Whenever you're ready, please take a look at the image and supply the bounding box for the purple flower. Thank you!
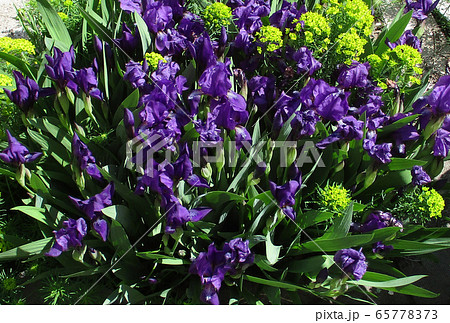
[178,12,205,41]
[116,24,140,57]
[0,130,42,167]
[363,131,393,164]
[233,0,270,33]
[434,128,450,157]
[405,0,440,20]
[269,179,300,220]
[165,202,212,234]
[372,241,393,254]
[334,248,367,281]
[211,91,249,130]
[143,0,174,33]
[155,28,187,56]
[69,183,115,241]
[187,32,216,72]
[411,165,432,186]
[386,30,422,52]
[46,218,87,257]
[225,238,254,269]
[427,75,450,116]
[124,108,135,139]
[338,61,371,89]
[119,0,143,13]
[290,109,320,139]
[72,133,103,181]
[199,60,232,98]
[75,67,102,100]
[248,75,276,113]
[235,125,252,150]
[269,0,306,30]
[317,116,364,149]
[292,47,321,76]
[124,60,149,89]
[352,211,403,233]
[45,47,77,92]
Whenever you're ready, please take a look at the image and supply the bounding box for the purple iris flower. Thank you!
[233,0,270,34]
[199,60,232,98]
[363,131,393,164]
[386,30,422,52]
[75,67,103,100]
[190,239,253,305]
[338,61,371,89]
[124,60,149,89]
[178,12,205,41]
[0,130,42,167]
[119,0,143,14]
[405,0,440,21]
[411,165,432,186]
[248,75,276,113]
[116,24,140,57]
[427,75,450,116]
[72,133,103,181]
[143,0,174,34]
[372,241,393,254]
[334,248,367,281]
[317,116,364,149]
[351,211,403,233]
[292,47,322,76]
[290,109,320,139]
[46,218,87,257]
[124,108,136,139]
[269,0,306,30]
[69,182,114,241]
[45,47,77,92]
[155,28,187,56]
[235,125,252,150]
[300,78,350,122]
[3,71,54,114]
[269,179,300,220]
[172,149,210,188]
[165,202,212,234]
[233,28,255,54]
[434,128,450,157]
[211,91,249,130]
[187,32,216,72]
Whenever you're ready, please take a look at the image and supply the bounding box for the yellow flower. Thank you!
[255,26,283,53]
[203,2,232,31]
[145,52,166,71]
[318,183,351,214]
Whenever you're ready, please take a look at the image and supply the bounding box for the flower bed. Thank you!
[0,0,449,305]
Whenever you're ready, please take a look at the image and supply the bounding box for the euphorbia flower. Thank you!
[46,218,87,257]
[69,182,115,241]
[72,133,103,181]
[334,248,367,281]
[0,130,42,167]
[4,71,54,114]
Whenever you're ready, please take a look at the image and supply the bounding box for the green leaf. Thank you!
[79,7,113,44]
[102,205,134,235]
[288,255,334,274]
[349,272,427,288]
[36,0,72,51]
[0,238,52,261]
[113,89,140,126]
[0,52,36,79]
[384,158,427,171]
[244,275,308,292]
[323,202,353,239]
[11,206,51,227]
[298,210,333,229]
[375,9,413,55]
[200,191,245,207]
[134,12,152,56]
[265,232,281,265]
[377,114,420,136]
[110,219,132,257]
[254,254,278,272]
[0,167,15,178]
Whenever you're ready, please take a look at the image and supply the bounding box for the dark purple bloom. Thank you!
[165,202,212,234]
[187,32,216,72]
[269,179,300,220]
[248,75,276,113]
[372,241,393,254]
[317,116,364,149]
[338,61,371,88]
[427,75,450,116]
[155,28,187,56]
[178,12,205,41]
[46,218,87,257]
[411,165,432,186]
[292,47,321,76]
[290,109,320,139]
[363,131,393,164]
[143,0,174,33]
[211,91,249,130]
[269,0,306,30]
[0,130,42,167]
[225,238,254,268]
[72,133,103,181]
[405,0,440,20]
[351,211,403,233]
[334,248,367,281]
[233,0,270,34]
[69,183,114,241]
[116,24,140,57]
[75,67,102,100]
[386,30,422,52]
[199,60,232,98]
[235,125,252,150]
[45,47,77,92]
[119,0,143,13]
[233,28,255,54]
[434,128,450,157]
[124,108,135,139]
[3,71,54,114]
[124,60,149,89]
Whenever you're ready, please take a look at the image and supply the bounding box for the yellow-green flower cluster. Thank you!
[318,183,351,214]
[335,28,367,64]
[203,2,232,32]
[324,0,373,36]
[145,52,167,71]
[64,0,73,7]
[418,187,445,219]
[299,12,331,43]
[255,26,284,54]
[58,12,69,21]
[387,45,423,75]
[0,74,13,94]
[0,37,35,55]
